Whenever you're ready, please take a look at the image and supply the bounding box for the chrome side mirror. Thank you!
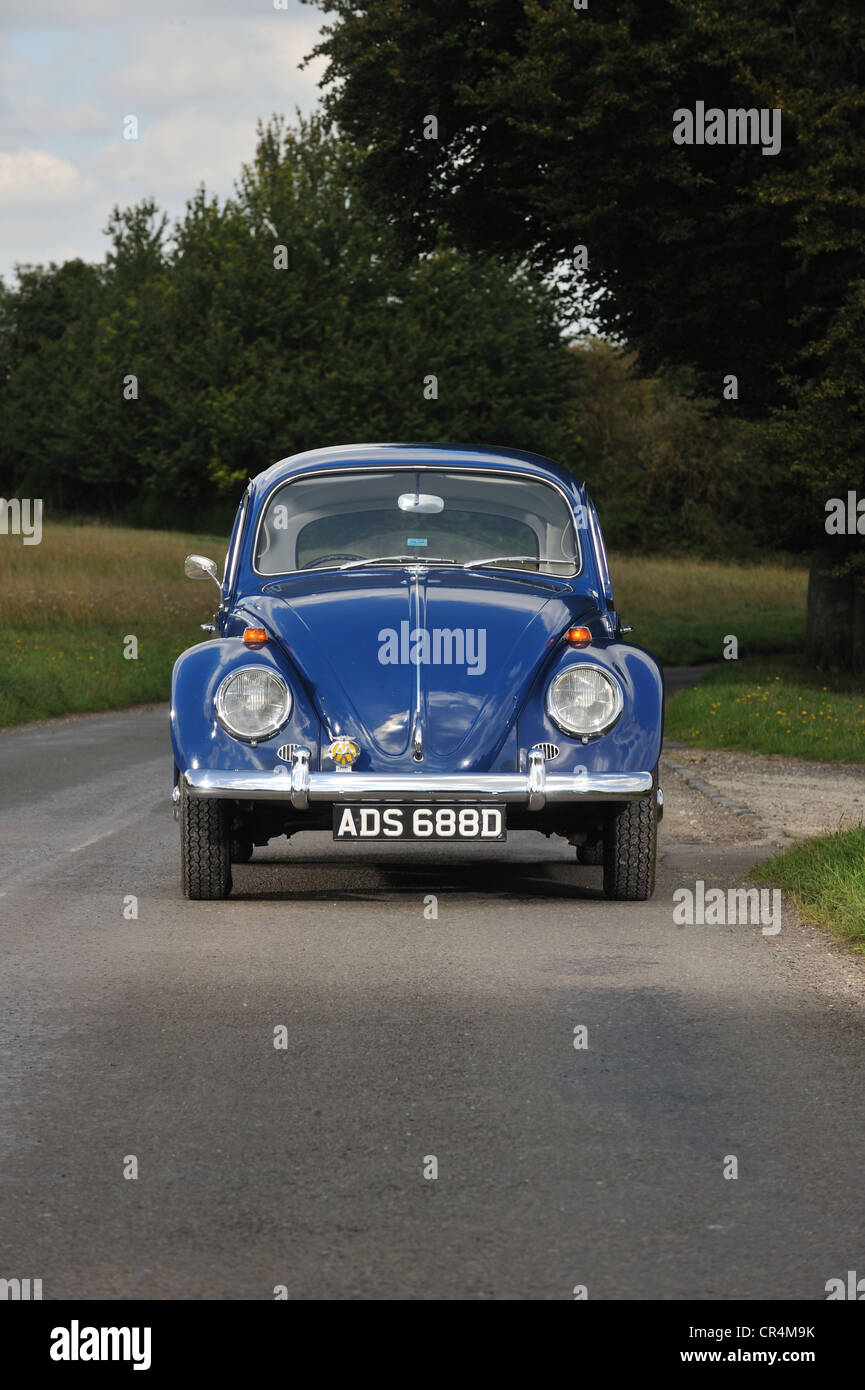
[184,554,221,593]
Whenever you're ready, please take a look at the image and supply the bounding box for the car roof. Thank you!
[250,443,585,499]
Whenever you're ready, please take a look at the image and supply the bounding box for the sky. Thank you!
[0,0,326,284]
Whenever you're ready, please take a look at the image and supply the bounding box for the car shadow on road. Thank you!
[229,853,607,903]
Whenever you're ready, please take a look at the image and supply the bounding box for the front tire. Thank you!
[603,787,657,901]
[181,782,232,900]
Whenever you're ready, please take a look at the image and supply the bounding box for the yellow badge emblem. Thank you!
[329,737,360,768]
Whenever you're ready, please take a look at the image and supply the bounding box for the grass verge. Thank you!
[611,553,806,666]
[0,521,225,728]
[750,828,865,951]
[665,656,865,761]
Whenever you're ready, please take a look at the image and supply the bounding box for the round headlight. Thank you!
[215,666,291,741]
[546,665,623,736]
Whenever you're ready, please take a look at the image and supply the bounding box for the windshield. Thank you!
[254,469,581,577]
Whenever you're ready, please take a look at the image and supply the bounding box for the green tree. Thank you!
[137,115,581,520]
[309,0,865,666]
[1,116,582,532]
[0,259,106,508]
[571,338,756,556]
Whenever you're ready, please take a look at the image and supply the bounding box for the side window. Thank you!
[587,495,614,606]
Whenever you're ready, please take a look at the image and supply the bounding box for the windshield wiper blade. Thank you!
[462,555,570,571]
[339,555,460,571]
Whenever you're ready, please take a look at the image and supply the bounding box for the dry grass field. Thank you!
[0,521,226,727]
[611,553,807,665]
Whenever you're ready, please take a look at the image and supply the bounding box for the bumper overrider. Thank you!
[181,748,654,812]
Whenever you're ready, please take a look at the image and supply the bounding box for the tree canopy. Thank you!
[309,0,865,411]
[0,117,581,529]
[309,0,865,664]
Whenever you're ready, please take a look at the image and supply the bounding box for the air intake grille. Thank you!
[276,744,299,763]
[530,742,560,761]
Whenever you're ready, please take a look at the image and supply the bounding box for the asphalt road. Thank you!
[1,704,864,1301]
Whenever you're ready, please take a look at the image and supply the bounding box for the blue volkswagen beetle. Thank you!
[171,444,663,901]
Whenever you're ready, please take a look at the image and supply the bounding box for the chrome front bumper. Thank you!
[182,748,654,812]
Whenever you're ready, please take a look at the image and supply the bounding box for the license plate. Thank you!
[333,804,506,841]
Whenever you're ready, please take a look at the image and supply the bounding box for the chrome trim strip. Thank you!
[224,484,251,607]
[409,565,425,761]
[182,767,653,805]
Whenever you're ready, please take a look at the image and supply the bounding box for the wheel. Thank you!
[602,778,658,901]
[576,840,604,865]
[180,781,232,900]
[231,839,254,863]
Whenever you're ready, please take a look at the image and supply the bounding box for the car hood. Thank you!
[254,568,597,768]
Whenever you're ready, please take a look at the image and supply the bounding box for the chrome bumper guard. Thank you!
[183,748,654,812]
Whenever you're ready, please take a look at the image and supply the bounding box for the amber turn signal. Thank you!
[242,627,268,646]
[565,626,592,647]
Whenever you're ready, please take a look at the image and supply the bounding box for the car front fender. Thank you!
[517,640,663,774]
[170,638,321,776]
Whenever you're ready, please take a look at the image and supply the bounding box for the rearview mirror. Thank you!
[397,492,444,514]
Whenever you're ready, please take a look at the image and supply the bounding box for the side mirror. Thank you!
[184,554,221,593]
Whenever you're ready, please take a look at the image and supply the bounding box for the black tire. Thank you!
[181,782,232,900]
[603,785,657,901]
[577,840,604,866]
[231,839,254,864]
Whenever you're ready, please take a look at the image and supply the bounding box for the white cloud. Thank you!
[0,148,89,208]
[104,19,320,105]
[0,1,282,26]
[0,2,327,281]
[92,108,266,205]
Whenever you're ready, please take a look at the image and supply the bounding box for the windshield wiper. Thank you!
[339,555,460,571]
[463,555,572,571]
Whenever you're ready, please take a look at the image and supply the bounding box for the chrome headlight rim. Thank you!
[545,663,624,737]
[215,665,292,743]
